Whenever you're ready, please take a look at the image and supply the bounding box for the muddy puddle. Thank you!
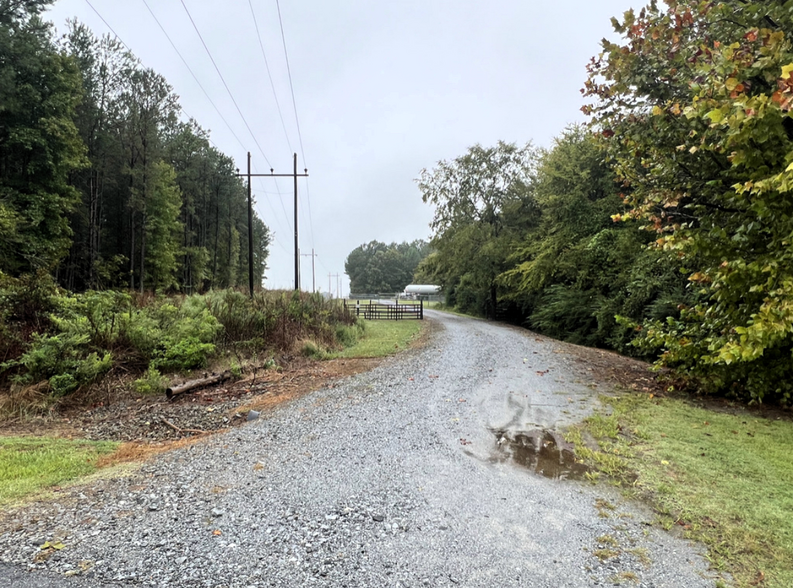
[487,428,589,481]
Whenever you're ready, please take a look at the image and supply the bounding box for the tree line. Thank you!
[344,240,431,294]
[0,0,270,293]
[419,1,793,404]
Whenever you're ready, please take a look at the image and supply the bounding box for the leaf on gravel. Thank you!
[253,462,264,471]
[212,529,222,536]
[40,541,64,550]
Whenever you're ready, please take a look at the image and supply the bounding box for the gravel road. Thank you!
[0,311,717,587]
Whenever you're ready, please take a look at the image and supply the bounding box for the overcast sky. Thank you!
[45,0,638,295]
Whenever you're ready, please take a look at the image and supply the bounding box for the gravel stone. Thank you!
[0,311,721,587]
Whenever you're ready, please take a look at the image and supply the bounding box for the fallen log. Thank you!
[166,371,232,399]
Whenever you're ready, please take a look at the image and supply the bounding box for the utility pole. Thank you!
[293,154,299,291]
[301,249,317,292]
[246,152,254,298]
[236,152,308,294]
[329,273,340,298]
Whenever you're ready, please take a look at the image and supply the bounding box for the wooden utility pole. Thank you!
[236,152,308,295]
[301,249,317,292]
[246,152,254,297]
[293,154,299,291]
[329,273,340,298]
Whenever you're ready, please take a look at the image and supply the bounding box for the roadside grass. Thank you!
[331,319,425,358]
[566,393,793,588]
[0,436,119,507]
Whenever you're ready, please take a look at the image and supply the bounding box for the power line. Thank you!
[179,0,273,169]
[252,166,291,230]
[275,0,315,249]
[245,0,295,239]
[84,0,129,51]
[84,0,205,128]
[275,0,306,163]
[140,0,248,154]
[247,0,293,153]
[83,1,289,277]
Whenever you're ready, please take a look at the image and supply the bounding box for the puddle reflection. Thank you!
[488,428,589,481]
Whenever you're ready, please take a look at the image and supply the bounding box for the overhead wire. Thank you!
[176,0,296,256]
[140,0,248,154]
[178,0,273,169]
[84,0,294,258]
[245,0,299,244]
[247,0,293,154]
[84,0,129,51]
[275,0,315,250]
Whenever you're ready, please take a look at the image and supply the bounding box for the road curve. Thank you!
[0,311,716,588]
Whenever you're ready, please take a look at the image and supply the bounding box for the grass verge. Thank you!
[566,393,793,588]
[331,319,425,358]
[0,436,119,507]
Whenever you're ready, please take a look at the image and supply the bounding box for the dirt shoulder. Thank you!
[0,356,382,443]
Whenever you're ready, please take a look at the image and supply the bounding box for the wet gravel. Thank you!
[0,311,718,587]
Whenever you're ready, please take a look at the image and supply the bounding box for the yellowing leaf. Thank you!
[726,78,739,92]
[706,109,724,124]
[782,63,793,79]
[652,105,664,116]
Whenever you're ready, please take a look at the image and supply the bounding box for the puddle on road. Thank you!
[488,428,589,481]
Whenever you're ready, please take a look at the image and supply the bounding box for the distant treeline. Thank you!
[0,1,269,293]
[419,1,793,404]
[345,240,431,294]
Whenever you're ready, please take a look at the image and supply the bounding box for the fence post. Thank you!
[420,299,424,320]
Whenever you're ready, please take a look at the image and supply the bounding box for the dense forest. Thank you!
[344,240,431,294]
[0,2,362,404]
[0,0,270,292]
[419,1,793,404]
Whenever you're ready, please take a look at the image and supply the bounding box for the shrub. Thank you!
[133,367,167,395]
[300,339,328,360]
[335,319,365,348]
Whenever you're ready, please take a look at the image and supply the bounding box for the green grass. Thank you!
[331,319,425,358]
[0,436,119,506]
[569,394,793,588]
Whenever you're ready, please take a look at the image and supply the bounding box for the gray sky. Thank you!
[45,0,638,295]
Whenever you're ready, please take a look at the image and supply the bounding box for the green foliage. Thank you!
[119,297,220,370]
[16,333,112,395]
[0,2,87,274]
[417,141,540,318]
[142,162,183,291]
[1,286,358,401]
[335,319,366,348]
[421,130,689,356]
[585,1,793,402]
[300,339,328,360]
[133,366,166,395]
[345,240,431,294]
